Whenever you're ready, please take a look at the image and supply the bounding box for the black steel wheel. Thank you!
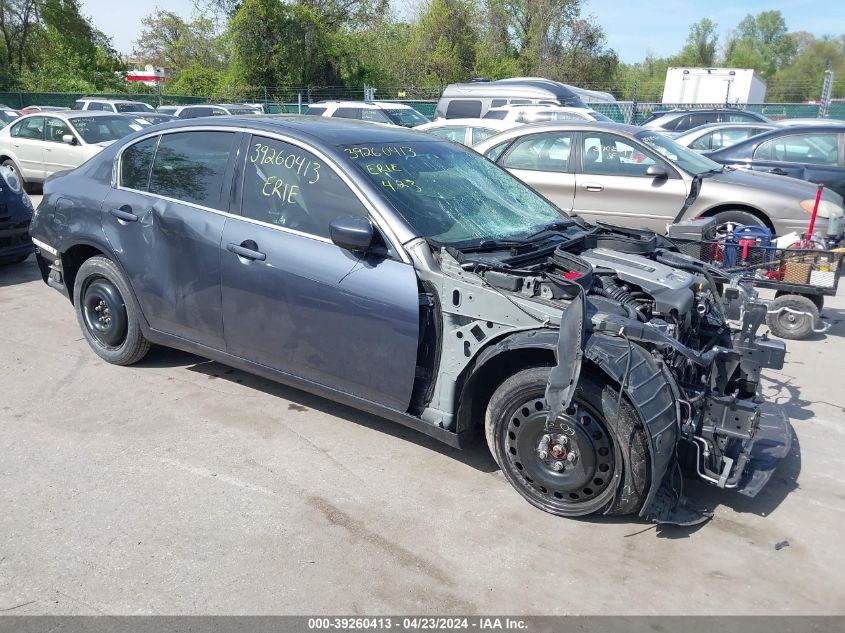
[73,256,150,365]
[767,294,818,340]
[486,367,650,517]
[81,277,128,348]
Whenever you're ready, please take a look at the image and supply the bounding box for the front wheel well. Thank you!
[699,204,775,233]
[62,244,105,304]
[456,347,556,437]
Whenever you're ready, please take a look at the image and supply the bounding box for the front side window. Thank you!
[445,99,482,119]
[70,116,140,144]
[120,136,158,190]
[472,127,500,145]
[428,126,467,143]
[690,133,713,151]
[711,127,757,150]
[754,133,840,166]
[383,109,429,127]
[340,140,569,247]
[502,133,573,172]
[582,133,656,176]
[115,102,154,113]
[361,108,391,123]
[71,101,85,110]
[242,136,368,238]
[483,110,508,120]
[305,106,326,116]
[334,108,362,120]
[44,117,72,143]
[12,116,45,140]
[726,111,758,123]
[149,132,235,209]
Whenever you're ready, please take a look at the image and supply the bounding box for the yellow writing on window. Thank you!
[250,143,320,184]
[262,176,300,204]
[344,145,417,160]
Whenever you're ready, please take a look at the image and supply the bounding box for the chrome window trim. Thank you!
[113,124,412,264]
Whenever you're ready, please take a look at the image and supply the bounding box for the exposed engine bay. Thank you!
[425,223,789,523]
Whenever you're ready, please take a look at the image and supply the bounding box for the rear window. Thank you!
[121,136,158,190]
[445,99,482,119]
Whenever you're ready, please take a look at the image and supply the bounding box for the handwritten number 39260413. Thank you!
[250,143,321,185]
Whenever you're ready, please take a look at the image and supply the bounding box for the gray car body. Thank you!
[28,116,784,519]
[473,121,844,236]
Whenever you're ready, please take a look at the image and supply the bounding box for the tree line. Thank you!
[1,0,843,102]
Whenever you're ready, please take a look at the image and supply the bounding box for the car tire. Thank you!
[1,158,30,194]
[485,367,650,517]
[73,256,150,365]
[767,294,818,340]
[776,290,823,312]
[711,209,767,234]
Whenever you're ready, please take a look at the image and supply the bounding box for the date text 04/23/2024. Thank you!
[307,617,528,630]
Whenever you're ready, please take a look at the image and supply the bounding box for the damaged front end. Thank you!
[450,225,790,522]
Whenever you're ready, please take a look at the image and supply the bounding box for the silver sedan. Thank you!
[473,121,844,236]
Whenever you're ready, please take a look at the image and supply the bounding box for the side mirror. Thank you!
[62,134,77,146]
[646,164,668,178]
[329,216,374,253]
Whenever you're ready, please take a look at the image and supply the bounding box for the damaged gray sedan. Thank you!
[29,117,789,521]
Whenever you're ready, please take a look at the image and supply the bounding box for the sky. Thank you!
[80,0,845,64]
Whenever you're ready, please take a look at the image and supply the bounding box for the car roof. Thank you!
[417,118,519,130]
[310,101,412,110]
[15,110,127,121]
[78,98,148,104]
[127,115,433,147]
[675,121,777,137]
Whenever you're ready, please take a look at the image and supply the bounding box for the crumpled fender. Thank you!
[583,332,679,517]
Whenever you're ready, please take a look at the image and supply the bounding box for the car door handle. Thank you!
[109,207,138,222]
[227,241,266,261]
[768,167,787,175]
[582,183,603,192]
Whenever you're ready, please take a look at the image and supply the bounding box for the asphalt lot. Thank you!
[2,200,845,615]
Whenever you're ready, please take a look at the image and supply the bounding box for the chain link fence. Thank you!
[3,90,844,123]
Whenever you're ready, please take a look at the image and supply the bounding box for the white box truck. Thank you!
[662,68,767,104]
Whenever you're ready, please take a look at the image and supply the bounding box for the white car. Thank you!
[0,111,142,190]
[72,98,156,114]
[482,104,612,123]
[305,101,429,127]
[415,118,521,146]
[173,104,261,119]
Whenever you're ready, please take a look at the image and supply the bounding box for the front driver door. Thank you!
[42,116,82,177]
[573,132,687,232]
[221,135,420,411]
[497,131,577,213]
[750,132,845,197]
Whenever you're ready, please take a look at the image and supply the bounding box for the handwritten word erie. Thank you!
[250,143,321,184]
[262,176,300,204]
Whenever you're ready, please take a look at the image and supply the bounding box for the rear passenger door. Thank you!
[8,116,46,180]
[497,132,577,212]
[220,134,420,411]
[102,130,239,350]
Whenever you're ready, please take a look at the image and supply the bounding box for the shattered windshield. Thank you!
[340,141,570,246]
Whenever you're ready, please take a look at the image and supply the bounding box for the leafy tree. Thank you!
[406,0,478,86]
[134,11,223,72]
[672,18,718,67]
[724,10,795,78]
